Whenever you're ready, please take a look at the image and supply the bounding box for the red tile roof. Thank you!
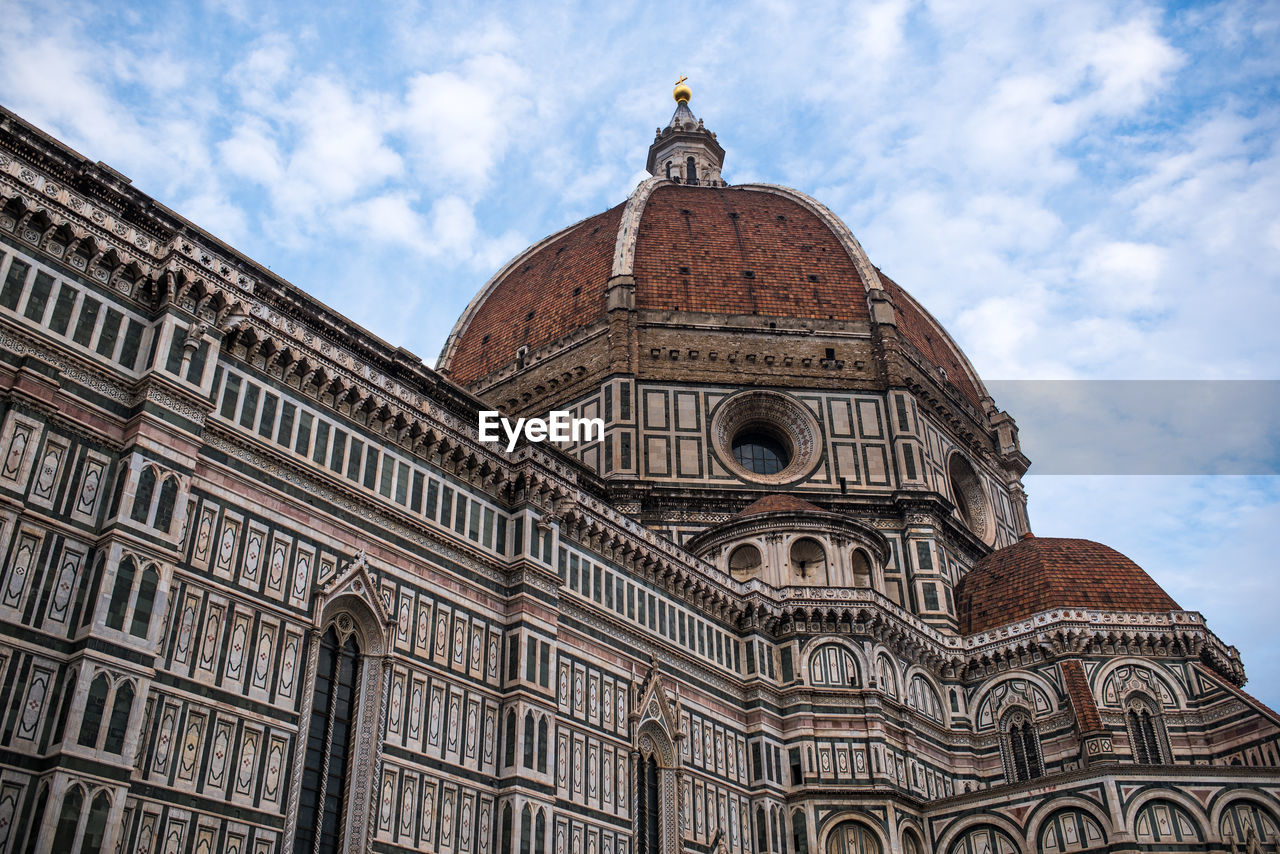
[734,494,824,518]
[632,185,870,322]
[445,184,985,412]
[957,535,1179,635]
[1060,658,1105,734]
[878,271,983,409]
[448,204,624,383]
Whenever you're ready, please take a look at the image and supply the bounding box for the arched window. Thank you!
[504,710,517,767]
[294,627,361,854]
[80,791,111,854]
[154,477,178,533]
[51,786,82,850]
[1039,808,1107,852]
[770,807,781,854]
[535,808,546,854]
[523,711,535,768]
[686,157,698,185]
[826,821,881,854]
[790,538,827,582]
[907,675,944,722]
[1133,800,1202,844]
[536,716,548,773]
[728,543,763,581]
[876,654,898,699]
[53,673,77,745]
[792,808,809,854]
[635,753,660,854]
[78,674,109,747]
[129,566,157,638]
[807,643,860,688]
[104,680,133,754]
[1125,696,1166,764]
[22,783,49,854]
[520,805,532,854]
[498,804,512,853]
[130,468,156,523]
[947,825,1020,854]
[1003,709,1043,783]
[1219,800,1280,847]
[756,806,769,853]
[850,549,873,588]
[105,557,135,630]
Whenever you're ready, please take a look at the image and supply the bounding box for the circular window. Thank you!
[711,390,822,485]
[947,453,994,544]
[732,429,791,475]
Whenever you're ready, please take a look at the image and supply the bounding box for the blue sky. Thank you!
[2,0,1278,704]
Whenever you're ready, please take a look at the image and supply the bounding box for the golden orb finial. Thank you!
[673,75,691,104]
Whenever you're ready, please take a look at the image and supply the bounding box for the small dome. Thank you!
[733,493,825,518]
[956,536,1180,635]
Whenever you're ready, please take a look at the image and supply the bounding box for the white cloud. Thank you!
[400,53,532,193]
[1077,241,1168,312]
[219,119,285,185]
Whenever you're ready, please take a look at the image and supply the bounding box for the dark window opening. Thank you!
[635,753,660,853]
[1007,716,1043,783]
[130,468,155,524]
[732,430,791,475]
[1128,706,1164,764]
[103,681,133,753]
[77,675,109,747]
[294,626,361,854]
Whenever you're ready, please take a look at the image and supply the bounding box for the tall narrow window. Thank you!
[294,627,361,854]
[105,558,135,631]
[499,805,512,852]
[22,784,49,854]
[51,786,82,850]
[791,809,809,854]
[634,754,659,853]
[520,806,533,854]
[103,681,133,754]
[1126,697,1165,764]
[504,711,517,767]
[536,717,548,773]
[154,477,178,533]
[535,809,546,854]
[130,468,155,523]
[129,567,157,638]
[78,674,109,747]
[523,712,535,768]
[80,791,111,854]
[1003,710,1043,783]
[686,156,698,185]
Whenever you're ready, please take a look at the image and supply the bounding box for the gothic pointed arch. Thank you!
[286,549,393,854]
[632,662,684,852]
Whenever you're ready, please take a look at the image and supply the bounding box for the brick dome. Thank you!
[439,180,988,409]
[956,536,1180,635]
[733,493,825,518]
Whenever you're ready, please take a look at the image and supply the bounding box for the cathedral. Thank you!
[0,83,1276,854]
